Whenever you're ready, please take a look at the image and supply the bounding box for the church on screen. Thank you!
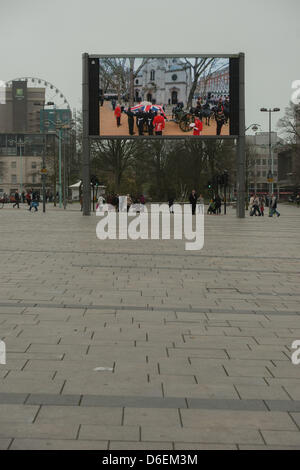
[134,58,192,107]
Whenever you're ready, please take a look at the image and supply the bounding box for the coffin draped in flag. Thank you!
[129,101,167,118]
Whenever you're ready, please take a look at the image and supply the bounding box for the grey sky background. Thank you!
[1,0,299,133]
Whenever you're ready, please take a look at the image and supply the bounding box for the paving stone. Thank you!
[141,425,263,445]
[36,405,122,425]
[0,393,29,404]
[0,439,12,450]
[0,423,79,440]
[261,430,300,446]
[124,407,180,427]
[109,441,173,450]
[265,400,300,412]
[164,383,239,399]
[186,398,267,411]
[180,409,297,430]
[0,404,39,423]
[26,394,81,406]
[235,385,290,400]
[79,425,139,441]
[0,378,64,394]
[10,438,109,450]
[81,395,186,408]
[174,443,237,450]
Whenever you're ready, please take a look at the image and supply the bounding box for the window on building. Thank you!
[150,70,155,81]
[32,174,36,184]
[11,175,17,184]
[31,162,37,169]
[256,171,261,177]
[262,159,266,165]
[11,161,16,168]
[262,171,266,177]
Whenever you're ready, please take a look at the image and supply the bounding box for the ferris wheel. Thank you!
[5,76,71,110]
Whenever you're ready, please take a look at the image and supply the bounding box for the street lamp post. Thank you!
[34,101,55,213]
[260,108,280,194]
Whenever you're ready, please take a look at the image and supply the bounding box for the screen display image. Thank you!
[92,56,235,138]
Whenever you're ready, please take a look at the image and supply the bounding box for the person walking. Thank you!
[269,193,280,217]
[260,195,265,217]
[168,195,175,214]
[214,194,222,214]
[25,191,31,206]
[114,104,122,127]
[28,195,39,212]
[189,190,198,215]
[13,191,20,208]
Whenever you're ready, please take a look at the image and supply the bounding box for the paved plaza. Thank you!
[0,203,300,449]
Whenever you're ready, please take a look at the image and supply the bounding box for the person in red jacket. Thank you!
[153,111,165,135]
[114,104,121,127]
[193,117,203,136]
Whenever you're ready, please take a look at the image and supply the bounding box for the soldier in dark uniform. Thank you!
[215,103,225,135]
[124,107,135,136]
[146,110,155,136]
[136,109,145,136]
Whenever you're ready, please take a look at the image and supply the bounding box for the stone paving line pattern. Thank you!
[0,204,300,450]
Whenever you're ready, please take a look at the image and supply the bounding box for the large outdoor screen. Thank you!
[88,55,240,137]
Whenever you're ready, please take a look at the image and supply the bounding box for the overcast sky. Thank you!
[1,0,299,133]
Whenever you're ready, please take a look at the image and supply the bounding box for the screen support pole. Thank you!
[82,52,91,216]
[236,52,245,218]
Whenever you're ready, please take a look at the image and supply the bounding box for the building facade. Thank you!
[246,132,280,194]
[198,65,229,99]
[134,58,192,106]
[0,133,56,196]
[0,81,45,134]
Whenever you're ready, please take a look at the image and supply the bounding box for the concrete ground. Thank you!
[0,203,300,450]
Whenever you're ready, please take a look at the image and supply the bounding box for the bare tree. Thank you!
[277,102,300,185]
[92,139,144,192]
[99,58,129,102]
[129,58,150,106]
[185,57,216,109]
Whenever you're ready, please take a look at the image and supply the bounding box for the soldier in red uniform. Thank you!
[193,117,203,136]
[114,104,121,127]
[153,111,165,136]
